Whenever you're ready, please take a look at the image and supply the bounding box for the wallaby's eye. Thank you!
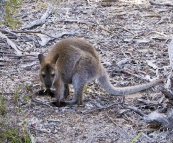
[51,74,55,77]
[42,74,46,78]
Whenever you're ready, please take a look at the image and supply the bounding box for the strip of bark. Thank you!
[149,0,173,7]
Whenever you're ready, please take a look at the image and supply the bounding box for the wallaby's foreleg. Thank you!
[51,80,65,107]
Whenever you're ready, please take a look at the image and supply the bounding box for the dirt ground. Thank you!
[0,0,173,142]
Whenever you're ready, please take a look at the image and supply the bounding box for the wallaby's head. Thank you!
[38,53,59,89]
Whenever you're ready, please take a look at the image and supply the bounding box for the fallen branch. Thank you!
[12,29,78,46]
[0,32,22,56]
[22,4,52,29]
[0,28,18,37]
[160,38,173,122]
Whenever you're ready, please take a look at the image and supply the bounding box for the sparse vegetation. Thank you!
[0,0,60,28]
[130,132,142,143]
[0,95,6,116]
[0,0,22,28]
[0,87,33,143]
[14,84,23,104]
[0,121,32,143]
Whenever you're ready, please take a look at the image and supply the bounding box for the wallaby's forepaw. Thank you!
[35,89,47,95]
[36,89,55,97]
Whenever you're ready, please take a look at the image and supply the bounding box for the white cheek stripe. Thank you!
[51,75,57,87]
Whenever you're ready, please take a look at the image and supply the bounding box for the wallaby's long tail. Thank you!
[98,67,163,96]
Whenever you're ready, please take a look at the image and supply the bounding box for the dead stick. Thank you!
[31,97,52,107]
[122,104,145,117]
[0,32,22,56]
[22,4,52,29]
[82,102,121,114]
[114,27,136,36]
[149,0,173,6]
[0,28,18,37]
[106,114,117,126]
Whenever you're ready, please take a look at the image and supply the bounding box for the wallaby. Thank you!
[38,38,163,107]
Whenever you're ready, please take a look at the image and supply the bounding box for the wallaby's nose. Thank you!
[45,83,51,89]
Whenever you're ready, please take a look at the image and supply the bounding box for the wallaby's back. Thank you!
[45,38,101,83]
[46,38,99,62]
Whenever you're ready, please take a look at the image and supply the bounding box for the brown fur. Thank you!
[38,38,163,107]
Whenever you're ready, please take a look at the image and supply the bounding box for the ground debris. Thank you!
[1,0,173,142]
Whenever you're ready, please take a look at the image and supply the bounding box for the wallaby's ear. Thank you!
[38,54,45,64]
[52,53,59,64]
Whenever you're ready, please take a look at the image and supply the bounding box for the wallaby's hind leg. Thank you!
[64,84,69,99]
[72,73,88,105]
[60,74,86,105]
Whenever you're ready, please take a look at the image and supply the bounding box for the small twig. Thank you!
[137,98,162,106]
[12,30,78,39]
[0,53,37,58]
[114,11,128,16]
[31,97,52,107]
[99,25,114,34]
[114,27,136,36]
[113,68,150,82]
[146,31,167,37]
[38,31,78,46]
[82,102,121,114]
[143,14,161,18]
[168,38,173,69]
[63,19,89,24]
[0,28,18,37]
[52,31,78,39]
[122,104,145,117]
[106,114,117,126]
[28,126,51,134]
[12,30,56,38]
[0,92,14,95]
[99,25,121,38]
[12,30,78,46]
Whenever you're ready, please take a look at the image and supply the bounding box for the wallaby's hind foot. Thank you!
[51,101,66,107]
